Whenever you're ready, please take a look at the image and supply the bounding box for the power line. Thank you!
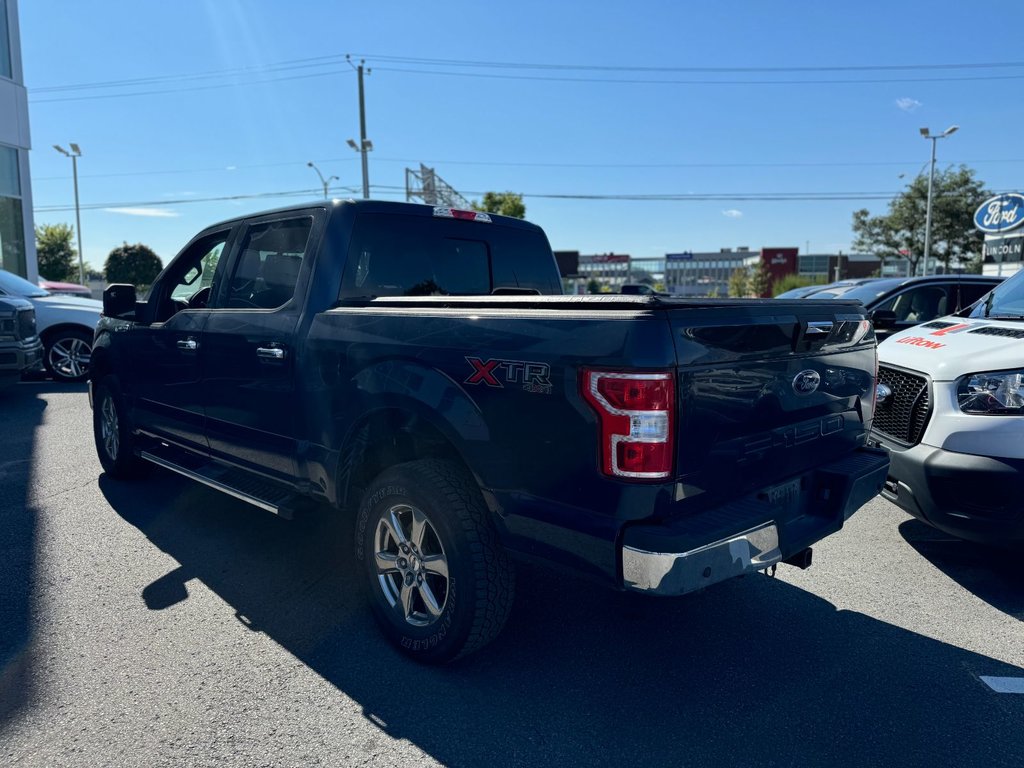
[34,186,905,213]
[372,65,1024,86]
[350,53,1024,74]
[28,51,1024,104]
[32,185,362,213]
[32,155,1024,183]
[30,68,353,104]
[31,54,349,93]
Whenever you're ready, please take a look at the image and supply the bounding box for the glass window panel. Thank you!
[0,145,19,198]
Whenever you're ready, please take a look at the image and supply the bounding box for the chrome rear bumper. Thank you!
[622,523,781,594]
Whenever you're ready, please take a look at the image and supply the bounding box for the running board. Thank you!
[139,450,296,519]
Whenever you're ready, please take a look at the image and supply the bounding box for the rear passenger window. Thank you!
[226,217,313,309]
[339,213,560,299]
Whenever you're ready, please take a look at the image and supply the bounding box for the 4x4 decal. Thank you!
[465,357,552,394]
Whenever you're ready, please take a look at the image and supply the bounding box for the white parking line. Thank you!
[980,676,1024,694]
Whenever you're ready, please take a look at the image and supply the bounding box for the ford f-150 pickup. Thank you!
[91,200,888,662]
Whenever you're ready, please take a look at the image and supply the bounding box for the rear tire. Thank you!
[355,459,515,663]
[93,375,148,479]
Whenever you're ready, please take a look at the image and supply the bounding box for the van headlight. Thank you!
[957,371,1024,414]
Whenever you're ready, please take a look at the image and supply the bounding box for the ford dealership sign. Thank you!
[974,193,1024,234]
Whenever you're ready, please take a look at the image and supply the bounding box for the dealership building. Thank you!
[0,0,35,280]
[557,248,887,296]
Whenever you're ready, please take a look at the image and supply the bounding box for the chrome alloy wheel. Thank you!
[49,336,92,380]
[100,394,119,461]
[373,504,449,627]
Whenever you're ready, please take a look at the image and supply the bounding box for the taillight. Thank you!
[581,369,675,480]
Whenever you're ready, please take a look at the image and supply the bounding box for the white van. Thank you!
[872,270,1024,546]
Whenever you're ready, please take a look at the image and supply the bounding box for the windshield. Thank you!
[968,270,1024,319]
[819,278,906,304]
[0,269,50,298]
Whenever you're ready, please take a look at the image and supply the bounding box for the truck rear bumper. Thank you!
[620,447,889,595]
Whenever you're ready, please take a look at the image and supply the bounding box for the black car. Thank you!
[805,275,1002,340]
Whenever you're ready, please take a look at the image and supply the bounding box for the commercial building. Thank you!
[0,0,35,280]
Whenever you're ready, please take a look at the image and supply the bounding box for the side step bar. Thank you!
[139,450,296,520]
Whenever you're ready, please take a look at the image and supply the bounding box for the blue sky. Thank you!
[20,0,1024,271]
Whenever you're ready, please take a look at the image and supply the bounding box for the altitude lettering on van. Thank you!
[895,336,946,350]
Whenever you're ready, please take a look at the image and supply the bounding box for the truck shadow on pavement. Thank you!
[0,383,80,719]
[899,518,1024,621]
[100,472,1024,768]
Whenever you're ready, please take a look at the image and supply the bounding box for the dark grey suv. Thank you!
[804,275,1002,341]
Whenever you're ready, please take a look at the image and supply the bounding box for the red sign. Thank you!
[759,247,798,297]
[582,253,629,264]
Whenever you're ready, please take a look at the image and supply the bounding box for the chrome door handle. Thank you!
[177,338,199,351]
[256,346,286,360]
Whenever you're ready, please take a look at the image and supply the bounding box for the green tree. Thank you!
[852,166,988,276]
[586,278,603,294]
[727,267,750,298]
[35,223,78,282]
[105,242,163,287]
[472,191,526,219]
[748,261,773,298]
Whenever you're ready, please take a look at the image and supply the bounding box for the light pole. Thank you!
[306,161,338,199]
[346,137,373,198]
[920,125,959,276]
[53,143,84,285]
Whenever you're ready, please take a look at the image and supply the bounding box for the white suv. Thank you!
[0,269,102,382]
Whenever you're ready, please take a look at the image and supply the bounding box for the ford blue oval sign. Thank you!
[974,193,1024,234]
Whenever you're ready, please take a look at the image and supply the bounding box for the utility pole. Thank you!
[347,56,372,199]
[358,62,369,198]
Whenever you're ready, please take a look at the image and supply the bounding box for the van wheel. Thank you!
[93,375,147,479]
[355,459,515,663]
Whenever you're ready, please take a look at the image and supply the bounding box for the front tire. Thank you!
[93,375,147,479]
[355,459,515,663]
[45,328,93,382]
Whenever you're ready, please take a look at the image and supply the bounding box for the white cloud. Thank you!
[104,207,180,218]
[721,209,743,219]
[896,97,922,112]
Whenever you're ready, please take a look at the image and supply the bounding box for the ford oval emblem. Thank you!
[875,383,893,405]
[974,193,1024,234]
[792,370,820,396]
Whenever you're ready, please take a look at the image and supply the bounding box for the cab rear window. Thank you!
[338,213,560,298]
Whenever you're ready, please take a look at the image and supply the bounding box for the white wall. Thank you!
[0,0,36,281]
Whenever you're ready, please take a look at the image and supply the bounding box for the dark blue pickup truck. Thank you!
[91,200,888,662]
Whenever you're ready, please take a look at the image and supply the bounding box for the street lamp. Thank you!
[306,161,338,200]
[920,124,959,276]
[346,137,373,199]
[53,143,84,285]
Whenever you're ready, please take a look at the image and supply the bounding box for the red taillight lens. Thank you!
[581,370,675,480]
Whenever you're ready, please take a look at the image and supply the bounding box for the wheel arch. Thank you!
[40,321,95,345]
[334,404,488,515]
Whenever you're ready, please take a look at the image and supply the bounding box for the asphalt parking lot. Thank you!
[1,381,1022,767]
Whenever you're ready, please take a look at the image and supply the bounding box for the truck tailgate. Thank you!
[667,301,876,510]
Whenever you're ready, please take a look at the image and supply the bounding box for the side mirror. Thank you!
[870,309,897,330]
[103,283,137,318]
